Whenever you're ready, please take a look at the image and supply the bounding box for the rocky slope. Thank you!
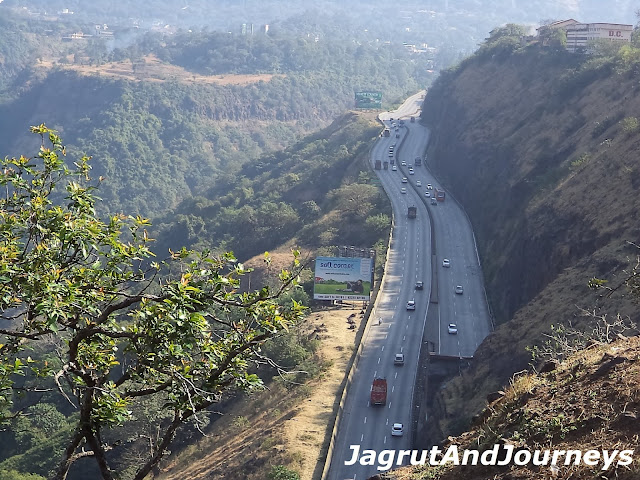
[420,44,640,439]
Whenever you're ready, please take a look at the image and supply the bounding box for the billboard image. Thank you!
[313,256,373,301]
[355,91,382,109]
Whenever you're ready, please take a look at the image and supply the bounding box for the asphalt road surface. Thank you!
[327,93,491,480]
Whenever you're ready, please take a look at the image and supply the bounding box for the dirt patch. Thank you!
[157,303,366,480]
[35,54,282,85]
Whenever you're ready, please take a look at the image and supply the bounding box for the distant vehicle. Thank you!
[391,423,404,436]
[410,116,416,123]
[455,285,464,295]
[383,128,391,137]
[371,378,387,405]
[374,160,382,170]
[415,281,424,290]
[430,198,438,205]
[394,353,405,365]
[416,180,422,187]
[401,161,407,166]
[383,161,389,170]
[442,258,451,268]
[396,133,400,138]
[406,299,416,310]
[448,323,458,334]
[388,152,394,157]
[426,184,433,189]
[402,177,408,183]
[415,156,422,166]
[408,206,417,218]
[425,191,431,197]
[409,169,415,175]
[392,165,398,171]
[435,188,446,202]
[400,187,407,194]
[399,119,405,126]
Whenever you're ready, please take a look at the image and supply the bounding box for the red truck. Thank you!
[435,188,446,202]
[371,378,387,405]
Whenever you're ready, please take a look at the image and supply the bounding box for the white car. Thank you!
[406,299,416,310]
[401,161,407,166]
[408,170,415,175]
[402,177,408,183]
[391,423,404,436]
[416,180,422,187]
[448,323,458,334]
[425,191,431,197]
[442,258,451,268]
[394,353,405,365]
[392,165,398,171]
[455,285,464,295]
[426,184,433,189]
[400,187,407,194]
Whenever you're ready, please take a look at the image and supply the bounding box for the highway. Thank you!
[327,93,491,480]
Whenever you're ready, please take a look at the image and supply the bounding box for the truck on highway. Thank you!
[407,206,417,219]
[375,160,381,170]
[383,128,391,137]
[383,161,389,170]
[414,156,422,166]
[371,378,387,405]
[435,188,445,202]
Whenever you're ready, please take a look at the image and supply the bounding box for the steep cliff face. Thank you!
[421,45,640,435]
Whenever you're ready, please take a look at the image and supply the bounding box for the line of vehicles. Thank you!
[370,132,464,440]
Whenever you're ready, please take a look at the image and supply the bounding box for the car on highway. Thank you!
[408,169,415,175]
[425,191,431,197]
[401,161,407,166]
[455,285,464,294]
[400,187,407,194]
[396,133,400,138]
[448,323,458,334]
[415,281,424,290]
[442,258,451,268]
[392,165,397,171]
[416,180,422,187]
[391,423,404,436]
[426,184,433,189]
[388,152,394,157]
[430,198,438,205]
[402,177,408,183]
[394,353,405,365]
[406,299,416,310]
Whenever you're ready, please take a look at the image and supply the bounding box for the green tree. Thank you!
[0,126,305,479]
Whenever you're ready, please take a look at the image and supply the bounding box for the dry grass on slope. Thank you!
[157,305,363,480]
[383,336,640,480]
[36,54,281,85]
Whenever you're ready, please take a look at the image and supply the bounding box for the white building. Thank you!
[540,19,633,53]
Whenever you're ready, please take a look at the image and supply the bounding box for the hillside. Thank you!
[419,38,640,444]
[381,334,640,480]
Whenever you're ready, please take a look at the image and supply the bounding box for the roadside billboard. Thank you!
[313,256,373,301]
[355,91,382,109]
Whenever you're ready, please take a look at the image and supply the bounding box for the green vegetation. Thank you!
[0,126,306,479]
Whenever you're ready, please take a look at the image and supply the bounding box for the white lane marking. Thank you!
[381,345,385,352]
[400,346,404,352]
[384,436,387,444]
[361,434,364,442]
[395,372,398,379]
[378,357,381,364]
[364,417,367,424]
[388,401,392,409]
[392,385,395,393]
[386,418,389,425]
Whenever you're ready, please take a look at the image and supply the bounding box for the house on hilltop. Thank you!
[538,19,633,53]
